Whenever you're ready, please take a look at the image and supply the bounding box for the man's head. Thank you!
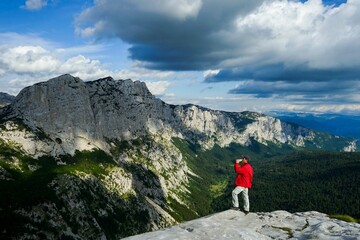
[241,155,250,163]
[236,155,250,164]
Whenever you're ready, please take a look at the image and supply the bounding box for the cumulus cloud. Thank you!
[74,0,360,110]
[22,0,48,10]
[0,45,103,79]
[1,46,60,73]
[211,0,360,76]
[145,81,172,95]
[75,0,359,71]
[0,33,174,95]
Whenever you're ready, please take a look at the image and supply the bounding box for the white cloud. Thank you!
[203,69,220,78]
[145,81,171,95]
[75,20,107,38]
[1,46,60,73]
[231,0,360,69]
[0,34,178,96]
[59,55,110,80]
[277,103,360,115]
[22,0,48,10]
[115,61,174,81]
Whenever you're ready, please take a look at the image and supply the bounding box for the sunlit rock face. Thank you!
[1,74,174,156]
[123,210,360,240]
[0,74,356,157]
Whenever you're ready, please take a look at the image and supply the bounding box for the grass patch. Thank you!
[56,149,115,177]
[329,215,359,223]
[271,226,293,238]
[209,180,228,198]
[165,196,198,222]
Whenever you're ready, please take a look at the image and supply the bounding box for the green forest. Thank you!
[172,138,360,221]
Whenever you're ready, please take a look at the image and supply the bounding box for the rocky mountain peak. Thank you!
[1,74,168,155]
[0,74,356,157]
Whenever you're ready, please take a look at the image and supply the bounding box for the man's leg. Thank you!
[232,186,244,208]
[241,188,250,212]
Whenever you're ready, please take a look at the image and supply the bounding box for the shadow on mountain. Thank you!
[0,148,170,240]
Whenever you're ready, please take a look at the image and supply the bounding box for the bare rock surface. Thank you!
[123,210,360,240]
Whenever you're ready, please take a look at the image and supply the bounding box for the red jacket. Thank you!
[234,163,253,188]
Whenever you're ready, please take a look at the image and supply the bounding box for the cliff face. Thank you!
[0,75,189,239]
[0,74,355,158]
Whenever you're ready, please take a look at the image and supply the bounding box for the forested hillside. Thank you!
[173,138,360,220]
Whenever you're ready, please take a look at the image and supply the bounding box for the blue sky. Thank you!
[0,0,359,115]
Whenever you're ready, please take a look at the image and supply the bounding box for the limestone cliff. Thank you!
[0,74,355,158]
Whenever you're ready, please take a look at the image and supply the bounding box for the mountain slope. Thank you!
[0,74,359,239]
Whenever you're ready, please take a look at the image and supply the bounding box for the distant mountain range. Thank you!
[271,111,360,140]
[0,92,15,107]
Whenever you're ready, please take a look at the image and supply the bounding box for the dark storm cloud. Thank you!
[75,0,265,70]
[228,79,360,103]
[76,0,360,105]
[76,0,359,73]
[205,64,360,82]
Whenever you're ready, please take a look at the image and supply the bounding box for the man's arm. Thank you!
[234,159,246,173]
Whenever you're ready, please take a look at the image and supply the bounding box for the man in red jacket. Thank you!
[232,155,253,214]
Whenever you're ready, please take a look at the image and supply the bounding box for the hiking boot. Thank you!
[243,210,249,215]
[231,207,240,211]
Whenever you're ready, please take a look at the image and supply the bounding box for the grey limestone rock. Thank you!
[0,74,356,156]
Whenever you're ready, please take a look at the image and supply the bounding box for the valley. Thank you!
[0,75,359,239]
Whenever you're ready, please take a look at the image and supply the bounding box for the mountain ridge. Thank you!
[271,111,360,140]
[0,74,359,239]
[0,74,356,158]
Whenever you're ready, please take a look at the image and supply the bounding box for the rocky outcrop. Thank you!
[0,75,178,156]
[123,210,360,240]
